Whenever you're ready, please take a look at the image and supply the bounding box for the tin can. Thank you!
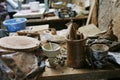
[67,39,86,68]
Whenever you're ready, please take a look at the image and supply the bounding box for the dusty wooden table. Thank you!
[36,64,120,80]
[26,15,88,30]
[13,8,88,29]
[26,15,88,23]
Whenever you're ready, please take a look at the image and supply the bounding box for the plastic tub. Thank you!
[3,18,27,32]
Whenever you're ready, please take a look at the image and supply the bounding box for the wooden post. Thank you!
[86,0,96,25]
[91,0,99,26]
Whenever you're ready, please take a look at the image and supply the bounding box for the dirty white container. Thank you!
[29,1,40,12]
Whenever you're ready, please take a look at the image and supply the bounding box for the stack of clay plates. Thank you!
[0,36,40,52]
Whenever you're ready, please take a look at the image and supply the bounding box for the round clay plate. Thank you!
[0,36,40,51]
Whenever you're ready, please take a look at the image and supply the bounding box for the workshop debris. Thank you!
[0,58,15,79]
[97,19,118,41]
[40,28,67,43]
[17,31,40,40]
[12,52,38,74]
[108,52,120,65]
[58,7,77,18]
[50,28,57,35]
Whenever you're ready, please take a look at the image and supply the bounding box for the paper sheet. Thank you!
[108,52,120,65]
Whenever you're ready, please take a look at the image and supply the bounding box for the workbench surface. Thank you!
[37,65,120,80]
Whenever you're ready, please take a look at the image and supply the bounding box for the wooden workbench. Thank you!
[27,15,88,23]
[37,65,120,80]
[13,6,88,30]
[26,15,88,30]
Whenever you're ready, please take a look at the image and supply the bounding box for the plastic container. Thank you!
[3,18,27,32]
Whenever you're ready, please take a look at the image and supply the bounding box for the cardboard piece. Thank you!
[78,24,102,38]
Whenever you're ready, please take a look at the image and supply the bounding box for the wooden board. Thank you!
[0,36,40,51]
[28,24,49,32]
[26,15,88,23]
[78,24,102,38]
[37,66,120,80]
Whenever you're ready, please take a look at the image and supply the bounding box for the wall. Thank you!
[98,0,120,41]
[72,0,120,41]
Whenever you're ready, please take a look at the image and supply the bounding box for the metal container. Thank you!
[67,39,86,68]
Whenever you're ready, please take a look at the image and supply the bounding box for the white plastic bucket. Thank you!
[29,1,40,12]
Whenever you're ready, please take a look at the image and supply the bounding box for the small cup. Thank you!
[90,44,109,68]
[42,43,61,67]
[90,44,109,60]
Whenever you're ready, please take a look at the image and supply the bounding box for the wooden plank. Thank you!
[91,0,99,26]
[27,16,88,23]
[37,67,120,80]
[86,0,95,25]
[78,24,102,38]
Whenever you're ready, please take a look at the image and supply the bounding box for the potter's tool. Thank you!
[49,42,54,51]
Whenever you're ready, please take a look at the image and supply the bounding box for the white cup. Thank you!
[42,43,61,67]
[42,43,61,58]
[29,1,40,12]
